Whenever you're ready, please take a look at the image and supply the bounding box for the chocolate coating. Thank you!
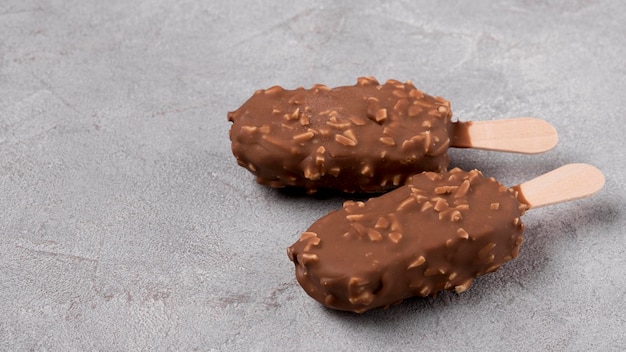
[287,168,527,313]
[227,77,453,193]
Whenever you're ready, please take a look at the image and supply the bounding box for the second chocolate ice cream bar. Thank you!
[287,168,525,313]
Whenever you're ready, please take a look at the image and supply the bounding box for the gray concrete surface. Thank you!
[1,0,625,350]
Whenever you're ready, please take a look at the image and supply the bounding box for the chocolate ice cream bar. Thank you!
[227,77,556,193]
[287,164,604,313]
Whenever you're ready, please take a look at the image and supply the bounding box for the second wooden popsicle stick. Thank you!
[512,163,605,209]
[451,117,558,154]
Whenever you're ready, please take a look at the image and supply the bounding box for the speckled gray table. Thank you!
[1,1,625,350]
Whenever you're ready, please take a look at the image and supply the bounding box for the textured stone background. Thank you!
[1,0,625,350]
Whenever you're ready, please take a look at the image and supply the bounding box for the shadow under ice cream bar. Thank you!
[287,164,604,313]
[228,77,558,193]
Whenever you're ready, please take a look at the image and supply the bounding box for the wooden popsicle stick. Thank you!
[451,117,558,154]
[512,163,605,209]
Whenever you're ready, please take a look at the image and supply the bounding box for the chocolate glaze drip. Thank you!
[287,168,527,313]
[228,77,453,193]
